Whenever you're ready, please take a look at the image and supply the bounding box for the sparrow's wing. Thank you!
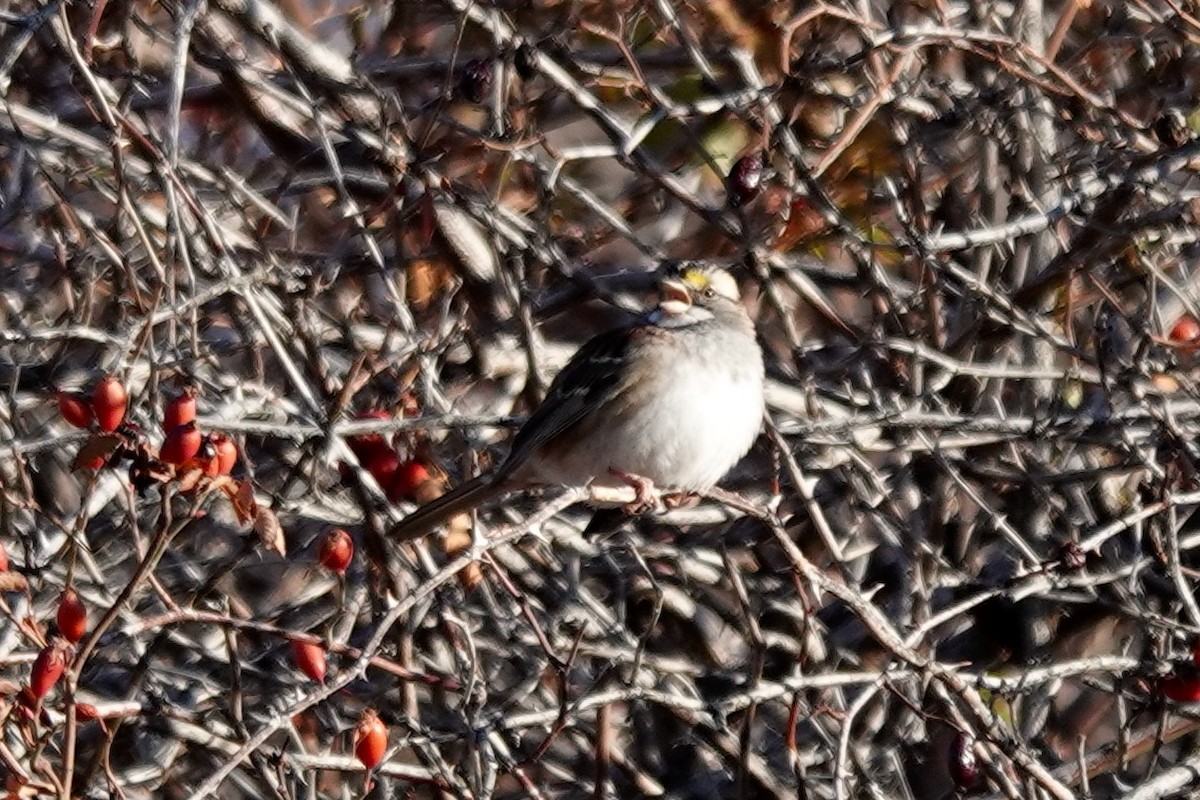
[497,324,652,478]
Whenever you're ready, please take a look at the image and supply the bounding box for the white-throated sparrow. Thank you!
[390,262,765,542]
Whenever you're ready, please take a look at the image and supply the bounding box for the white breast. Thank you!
[529,335,765,492]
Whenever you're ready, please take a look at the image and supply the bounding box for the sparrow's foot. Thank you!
[662,491,700,510]
[607,468,659,515]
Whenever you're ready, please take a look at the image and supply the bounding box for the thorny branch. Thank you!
[2,1,1200,799]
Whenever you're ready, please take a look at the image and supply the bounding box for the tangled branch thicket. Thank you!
[5,0,1200,797]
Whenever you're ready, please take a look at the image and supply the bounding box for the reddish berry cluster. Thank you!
[57,375,127,435]
[346,410,432,503]
[0,544,88,704]
[56,379,237,489]
[289,643,389,770]
[158,392,237,479]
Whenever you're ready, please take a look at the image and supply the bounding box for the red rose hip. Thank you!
[317,528,353,575]
[30,640,71,700]
[56,589,87,643]
[57,390,94,429]
[211,434,238,475]
[92,376,128,432]
[354,708,388,769]
[164,391,197,431]
[292,640,327,683]
[160,422,202,465]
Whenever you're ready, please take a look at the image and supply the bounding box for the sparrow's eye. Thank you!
[703,287,716,299]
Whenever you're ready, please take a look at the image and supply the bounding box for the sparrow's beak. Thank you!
[658,279,692,316]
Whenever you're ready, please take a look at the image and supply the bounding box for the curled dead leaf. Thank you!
[223,479,258,524]
[1151,373,1181,394]
[72,434,123,471]
[405,258,453,309]
[443,526,482,590]
[0,572,28,593]
[253,507,286,556]
[774,196,832,253]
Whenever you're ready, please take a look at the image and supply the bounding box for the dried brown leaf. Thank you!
[72,434,123,471]
[254,507,286,556]
[224,479,258,524]
[443,528,482,590]
[0,572,29,593]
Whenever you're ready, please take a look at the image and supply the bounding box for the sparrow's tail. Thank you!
[387,474,507,543]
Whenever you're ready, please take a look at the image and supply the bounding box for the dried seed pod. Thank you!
[254,507,286,556]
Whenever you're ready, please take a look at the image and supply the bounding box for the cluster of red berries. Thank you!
[290,525,389,772]
[0,545,87,709]
[286,409,433,769]
[56,376,127,435]
[57,377,237,488]
[27,594,90,709]
[291,523,389,772]
[345,410,432,503]
[289,636,388,771]
[50,385,392,765]
[156,391,238,478]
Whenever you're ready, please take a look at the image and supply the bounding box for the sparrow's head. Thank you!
[657,262,741,320]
